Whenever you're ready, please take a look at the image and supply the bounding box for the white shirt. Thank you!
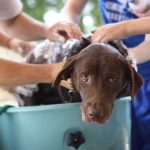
[0,0,23,20]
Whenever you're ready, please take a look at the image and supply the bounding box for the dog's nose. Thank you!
[87,108,104,120]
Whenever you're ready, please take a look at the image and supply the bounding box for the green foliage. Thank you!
[22,0,102,32]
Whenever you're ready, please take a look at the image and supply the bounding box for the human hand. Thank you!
[91,22,129,43]
[47,21,82,43]
[8,38,36,56]
[51,62,73,89]
[60,79,73,89]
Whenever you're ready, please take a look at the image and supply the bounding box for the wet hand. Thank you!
[91,22,128,43]
[51,62,73,89]
[8,38,36,56]
[47,21,82,43]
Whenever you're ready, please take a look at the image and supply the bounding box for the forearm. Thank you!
[61,0,87,23]
[0,30,11,48]
[0,13,48,41]
[0,59,53,86]
[126,17,150,37]
[92,17,150,43]
[129,35,150,64]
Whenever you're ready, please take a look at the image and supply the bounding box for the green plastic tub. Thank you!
[0,97,131,150]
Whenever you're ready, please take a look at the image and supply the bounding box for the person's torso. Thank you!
[99,0,150,79]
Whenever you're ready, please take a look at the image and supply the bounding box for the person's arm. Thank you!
[0,59,63,86]
[61,0,87,23]
[92,17,150,43]
[129,34,150,64]
[0,29,11,48]
[125,17,150,36]
[0,12,48,41]
[0,29,35,56]
[0,12,82,43]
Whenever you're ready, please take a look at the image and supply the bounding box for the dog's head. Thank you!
[54,42,143,124]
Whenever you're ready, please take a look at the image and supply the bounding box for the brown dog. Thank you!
[54,43,143,124]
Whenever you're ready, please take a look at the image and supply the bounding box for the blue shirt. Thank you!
[99,0,145,47]
[99,0,150,80]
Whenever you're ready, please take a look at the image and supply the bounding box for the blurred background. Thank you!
[22,0,102,33]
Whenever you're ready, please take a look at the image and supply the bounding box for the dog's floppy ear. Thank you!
[126,62,143,99]
[119,62,143,99]
[53,55,77,87]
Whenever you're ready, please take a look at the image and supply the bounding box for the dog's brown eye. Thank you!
[108,77,117,84]
[80,74,89,82]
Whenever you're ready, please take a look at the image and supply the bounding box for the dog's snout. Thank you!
[87,107,104,121]
[87,108,95,119]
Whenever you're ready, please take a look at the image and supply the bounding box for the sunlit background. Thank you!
[22,0,102,33]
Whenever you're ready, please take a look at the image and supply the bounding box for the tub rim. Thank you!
[5,96,131,113]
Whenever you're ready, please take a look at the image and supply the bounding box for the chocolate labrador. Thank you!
[54,42,143,124]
